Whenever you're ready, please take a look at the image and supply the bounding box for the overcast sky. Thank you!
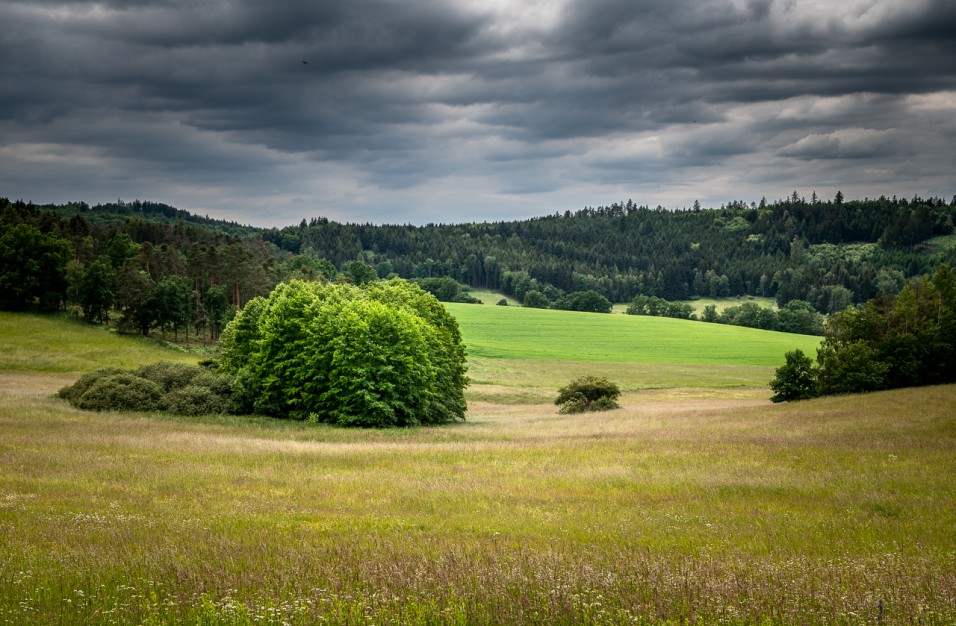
[2,0,954,227]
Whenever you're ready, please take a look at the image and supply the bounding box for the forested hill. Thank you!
[262,195,956,310]
[42,199,261,237]
[3,193,955,321]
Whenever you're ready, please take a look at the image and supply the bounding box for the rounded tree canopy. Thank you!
[219,278,468,427]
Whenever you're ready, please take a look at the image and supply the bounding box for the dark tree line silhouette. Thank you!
[2,192,954,336]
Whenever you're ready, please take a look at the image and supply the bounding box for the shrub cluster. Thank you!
[626,295,694,319]
[218,278,468,427]
[770,264,956,401]
[58,361,232,415]
[555,376,621,414]
[551,290,613,313]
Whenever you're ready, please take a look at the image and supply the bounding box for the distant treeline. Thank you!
[2,192,955,332]
[625,295,825,335]
[258,192,956,311]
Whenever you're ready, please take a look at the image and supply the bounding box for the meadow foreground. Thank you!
[0,313,954,624]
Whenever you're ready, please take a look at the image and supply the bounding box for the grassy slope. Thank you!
[446,303,819,365]
[0,312,198,374]
[0,312,953,624]
[448,303,820,398]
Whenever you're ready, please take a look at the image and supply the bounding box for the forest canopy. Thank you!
[2,193,955,329]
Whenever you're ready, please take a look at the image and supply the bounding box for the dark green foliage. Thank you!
[816,341,889,395]
[203,284,230,340]
[73,373,165,412]
[522,290,549,308]
[136,361,203,392]
[771,263,956,401]
[80,257,115,324]
[116,265,155,333]
[145,276,194,339]
[5,193,956,338]
[227,367,261,415]
[776,300,825,335]
[552,290,612,313]
[654,298,824,335]
[555,376,621,414]
[218,279,468,427]
[192,370,234,397]
[496,298,508,306]
[59,362,231,415]
[345,260,378,285]
[414,277,482,303]
[719,302,779,331]
[106,233,139,269]
[769,350,819,402]
[0,223,72,311]
[165,385,227,416]
[626,295,694,319]
[282,255,337,282]
[57,367,127,404]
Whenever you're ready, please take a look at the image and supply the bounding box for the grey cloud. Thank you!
[0,0,954,225]
[778,130,906,160]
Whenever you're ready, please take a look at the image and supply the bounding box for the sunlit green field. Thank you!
[0,311,953,624]
[446,302,819,366]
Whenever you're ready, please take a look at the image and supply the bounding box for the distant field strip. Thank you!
[447,303,821,366]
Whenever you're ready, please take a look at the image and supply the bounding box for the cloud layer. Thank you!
[2,0,954,226]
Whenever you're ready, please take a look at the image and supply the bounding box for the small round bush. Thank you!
[555,376,621,414]
[75,374,164,412]
[57,367,126,404]
[165,384,227,415]
[136,361,204,392]
[557,392,588,414]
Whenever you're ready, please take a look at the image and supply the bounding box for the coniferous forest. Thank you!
[2,192,955,340]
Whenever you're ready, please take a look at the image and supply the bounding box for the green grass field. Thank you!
[446,302,819,365]
[0,310,953,624]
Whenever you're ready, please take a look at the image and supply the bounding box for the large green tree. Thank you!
[219,279,467,426]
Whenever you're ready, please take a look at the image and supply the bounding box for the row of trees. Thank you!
[2,198,283,338]
[260,193,955,308]
[770,265,956,401]
[625,295,825,335]
[4,193,955,328]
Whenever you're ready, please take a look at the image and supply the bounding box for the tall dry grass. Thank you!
[1,361,954,624]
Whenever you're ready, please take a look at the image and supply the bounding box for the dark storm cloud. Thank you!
[1,0,954,225]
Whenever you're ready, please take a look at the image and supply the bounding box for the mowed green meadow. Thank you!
[445,303,819,364]
[1,310,954,624]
